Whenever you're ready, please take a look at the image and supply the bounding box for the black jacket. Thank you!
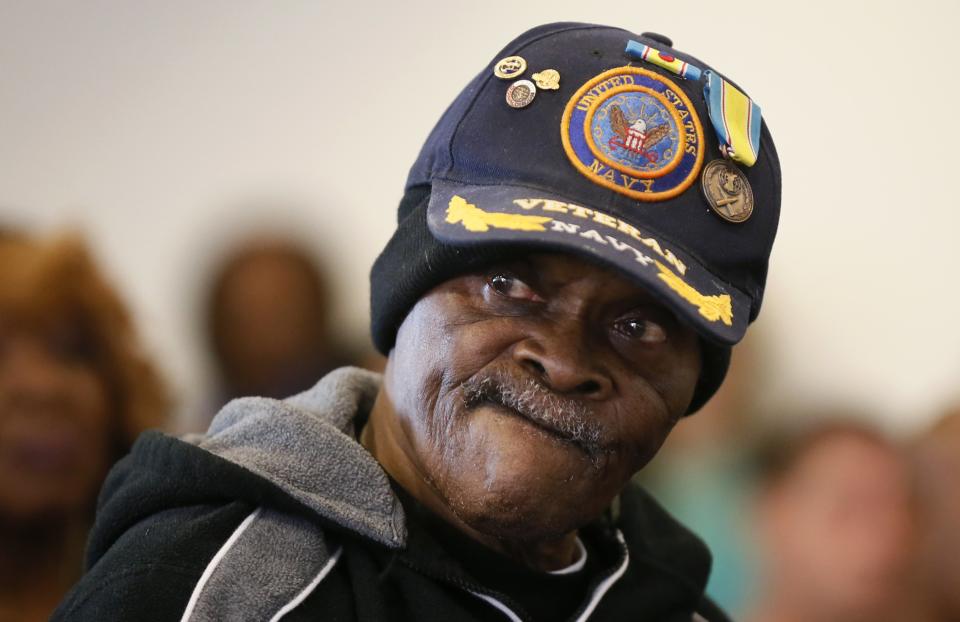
[55,368,730,621]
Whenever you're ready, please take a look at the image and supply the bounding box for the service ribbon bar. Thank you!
[703,70,762,167]
[625,40,702,81]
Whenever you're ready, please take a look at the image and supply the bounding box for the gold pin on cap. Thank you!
[532,69,560,90]
[702,159,754,223]
[494,56,527,80]
[505,79,536,108]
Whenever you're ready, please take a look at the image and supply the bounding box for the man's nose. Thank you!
[510,320,613,399]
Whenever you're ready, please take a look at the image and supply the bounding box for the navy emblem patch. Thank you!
[561,67,704,201]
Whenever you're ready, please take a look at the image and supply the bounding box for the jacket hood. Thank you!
[88,368,402,568]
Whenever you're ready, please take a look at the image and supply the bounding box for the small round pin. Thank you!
[505,79,537,108]
[494,56,527,80]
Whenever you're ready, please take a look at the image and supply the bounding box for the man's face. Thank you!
[385,252,701,540]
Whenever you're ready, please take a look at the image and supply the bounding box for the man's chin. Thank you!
[436,458,616,543]
[426,408,626,540]
[450,491,588,543]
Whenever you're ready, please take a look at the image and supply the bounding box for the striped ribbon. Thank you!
[624,40,702,81]
[703,70,762,167]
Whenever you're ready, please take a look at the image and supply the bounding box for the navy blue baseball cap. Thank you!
[371,22,781,411]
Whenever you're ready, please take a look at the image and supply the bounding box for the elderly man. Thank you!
[55,23,780,622]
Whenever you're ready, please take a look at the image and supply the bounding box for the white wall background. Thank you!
[2,0,957,430]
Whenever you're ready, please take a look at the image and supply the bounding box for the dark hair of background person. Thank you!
[0,225,25,243]
[752,418,896,487]
[0,233,169,622]
[202,237,364,408]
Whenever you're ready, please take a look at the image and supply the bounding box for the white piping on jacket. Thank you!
[468,529,630,622]
[468,591,524,622]
[548,537,587,576]
[180,507,262,622]
[269,546,343,621]
[573,530,630,622]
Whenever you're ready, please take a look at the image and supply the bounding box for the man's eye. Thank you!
[487,274,543,302]
[614,318,667,344]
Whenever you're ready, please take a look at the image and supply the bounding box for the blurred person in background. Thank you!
[637,332,765,615]
[0,227,22,242]
[746,420,918,622]
[203,236,378,412]
[913,407,960,621]
[0,233,169,621]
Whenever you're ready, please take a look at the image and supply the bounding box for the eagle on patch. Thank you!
[609,105,670,161]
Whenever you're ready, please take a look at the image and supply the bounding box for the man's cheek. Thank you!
[446,324,521,376]
[426,389,465,451]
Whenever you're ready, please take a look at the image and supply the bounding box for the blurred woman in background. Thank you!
[746,420,920,622]
[0,233,168,621]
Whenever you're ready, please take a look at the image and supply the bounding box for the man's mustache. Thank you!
[460,369,607,461]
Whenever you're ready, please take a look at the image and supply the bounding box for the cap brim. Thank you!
[426,179,749,346]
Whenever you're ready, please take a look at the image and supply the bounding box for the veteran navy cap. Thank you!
[370,22,781,412]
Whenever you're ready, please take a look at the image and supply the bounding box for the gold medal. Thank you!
[532,69,560,90]
[494,56,527,80]
[701,159,754,223]
[505,80,536,108]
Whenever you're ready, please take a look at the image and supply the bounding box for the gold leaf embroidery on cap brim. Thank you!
[445,196,553,232]
[655,261,732,325]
